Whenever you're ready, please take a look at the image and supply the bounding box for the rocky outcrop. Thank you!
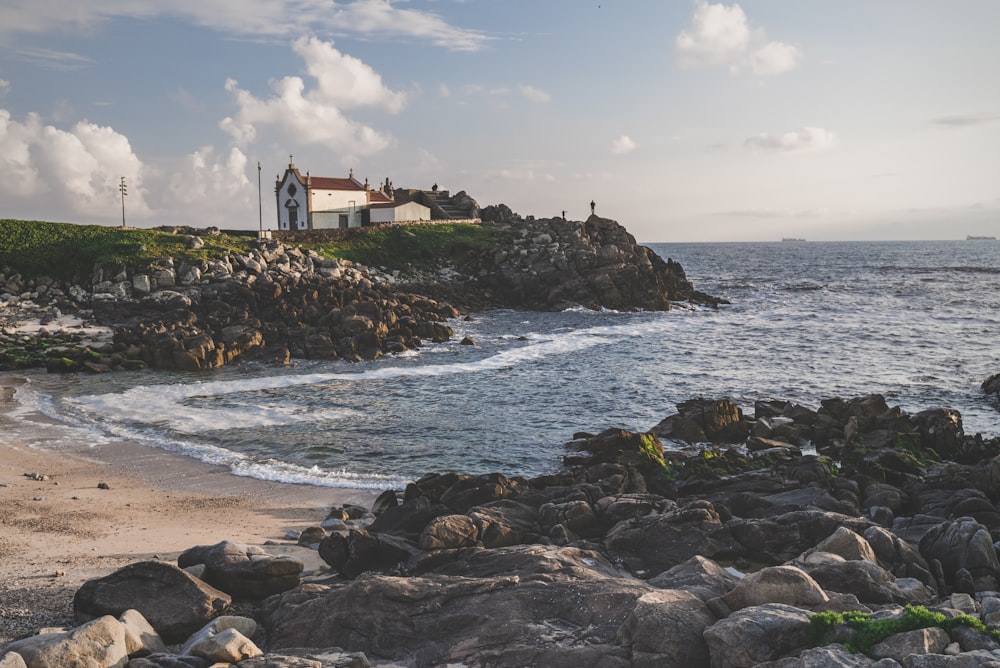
[410,214,726,311]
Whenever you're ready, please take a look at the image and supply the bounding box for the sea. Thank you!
[8,240,1000,491]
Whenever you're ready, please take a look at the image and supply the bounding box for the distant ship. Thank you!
[781,237,807,242]
[966,235,996,240]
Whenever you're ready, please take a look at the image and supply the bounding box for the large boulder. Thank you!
[177,541,304,600]
[318,529,415,579]
[616,589,716,667]
[647,555,739,602]
[703,603,812,668]
[261,573,651,666]
[919,516,1000,591]
[605,501,725,577]
[73,561,231,643]
[718,565,829,613]
[2,616,128,668]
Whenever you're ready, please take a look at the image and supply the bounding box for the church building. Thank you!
[274,158,429,231]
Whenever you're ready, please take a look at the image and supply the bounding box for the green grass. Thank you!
[0,219,254,282]
[310,223,511,270]
[809,605,996,657]
[0,219,510,282]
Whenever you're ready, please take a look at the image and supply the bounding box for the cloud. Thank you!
[220,36,405,162]
[8,46,92,70]
[744,126,837,153]
[519,85,551,103]
[930,111,1000,128]
[611,135,637,155]
[0,80,9,98]
[166,145,255,218]
[0,108,151,219]
[676,1,800,76]
[0,0,490,51]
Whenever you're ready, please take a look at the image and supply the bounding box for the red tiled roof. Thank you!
[309,176,365,191]
[369,191,392,203]
[369,201,408,209]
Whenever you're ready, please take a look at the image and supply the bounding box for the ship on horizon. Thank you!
[966,235,997,240]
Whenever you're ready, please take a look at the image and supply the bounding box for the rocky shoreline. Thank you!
[5,390,1000,666]
[0,215,723,373]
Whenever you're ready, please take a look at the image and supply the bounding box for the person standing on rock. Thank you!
[590,200,596,215]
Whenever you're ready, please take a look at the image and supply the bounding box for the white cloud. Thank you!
[166,145,255,218]
[676,1,800,76]
[519,85,551,103]
[9,46,92,71]
[0,108,150,218]
[220,36,405,162]
[0,80,9,98]
[611,135,637,155]
[744,126,838,153]
[0,0,489,51]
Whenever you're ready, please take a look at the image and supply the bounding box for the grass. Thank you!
[809,605,996,657]
[0,219,254,283]
[0,219,511,283]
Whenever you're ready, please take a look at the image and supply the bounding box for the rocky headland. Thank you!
[0,214,721,373]
[5,392,1000,666]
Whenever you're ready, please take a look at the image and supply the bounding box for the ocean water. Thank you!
[12,240,1000,490]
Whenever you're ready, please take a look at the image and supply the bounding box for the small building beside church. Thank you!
[274,159,430,231]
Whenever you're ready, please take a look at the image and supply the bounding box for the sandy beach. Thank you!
[0,373,378,646]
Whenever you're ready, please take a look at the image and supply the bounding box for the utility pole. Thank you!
[257,161,263,234]
[119,177,127,228]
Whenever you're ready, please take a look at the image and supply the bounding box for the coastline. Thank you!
[0,372,377,645]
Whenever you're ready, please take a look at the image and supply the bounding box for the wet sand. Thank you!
[0,372,378,645]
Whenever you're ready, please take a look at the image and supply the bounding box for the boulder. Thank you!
[702,603,812,668]
[318,529,413,579]
[183,627,261,663]
[430,544,623,580]
[3,615,128,668]
[918,517,1000,591]
[871,626,950,662]
[118,609,167,657]
[466,500,539,548]
[811,526,879,563]
[418,514,479,550]
[73,561,231,643]
[647,555,739,602]
[616,589,716,667]
[261,573,651,666]
[177,541,303,601]
[718,565,829,613]
[801,559,917,604]
[605,501,725,577]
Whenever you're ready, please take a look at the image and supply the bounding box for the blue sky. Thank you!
[1,1,998,241]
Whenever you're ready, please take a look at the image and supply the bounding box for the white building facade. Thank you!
[274,160,402,231]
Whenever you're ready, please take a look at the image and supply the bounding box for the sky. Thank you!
[1,1,999,242]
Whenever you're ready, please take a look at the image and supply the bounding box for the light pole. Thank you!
[257,161,263,234]
[118,176,127,228]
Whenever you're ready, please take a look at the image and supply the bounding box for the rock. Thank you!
[418,514,479,550]
[616,589,716,667]
[73,560,231,643]
[176,541,304,600]
[812,526,879,563]
[801,559,919,604]
[238,650,371,667]
[4,615,128,668]
[605,501,724,577]
[118,608,167,656]
[718,565,829,613]
[429,544,623,580]
[122,654,209,667]
[297,527,327,546]
[647,555,739,602]
[0,654,26,668]
[703,603,812,668]
[466,500,539,548]
[179,615,257,656]
[871,626,951,662]
[261,573,650,666]
[918,516,1000,590]
[183,627,261,663]
[317,529,413,579]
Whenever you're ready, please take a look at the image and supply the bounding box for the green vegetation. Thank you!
[0,219,510,283]
[638,432,667,469]
[808,605,997,657]
[311,223,510,270]
[0,219,253,282]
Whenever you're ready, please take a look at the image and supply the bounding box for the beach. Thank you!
[0,373,377,646]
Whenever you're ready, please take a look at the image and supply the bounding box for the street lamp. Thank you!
[118,176,127,228]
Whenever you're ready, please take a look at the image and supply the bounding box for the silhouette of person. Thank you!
[562,210,567,220]
[590,200,596,215]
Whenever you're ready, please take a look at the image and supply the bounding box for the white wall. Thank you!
[370,201,431,224]
[311,187,364,228]
[276,174,308,230]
